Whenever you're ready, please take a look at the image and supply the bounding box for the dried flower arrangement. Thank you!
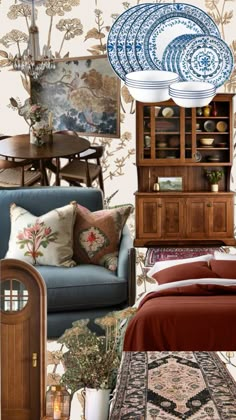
[57,307,137,395]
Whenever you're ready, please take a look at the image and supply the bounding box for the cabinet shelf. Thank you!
[196,132,229,135]
[155,131,180,135]
[196,116,229,119]
[197,149,229,152]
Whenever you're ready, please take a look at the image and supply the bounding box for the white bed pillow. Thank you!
[147,254,214,279]
[214,251,236,260]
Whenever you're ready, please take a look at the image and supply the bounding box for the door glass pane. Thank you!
[1,279,28,312]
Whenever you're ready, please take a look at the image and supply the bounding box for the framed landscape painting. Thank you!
[158,177,183,191]
[31,55,120,137]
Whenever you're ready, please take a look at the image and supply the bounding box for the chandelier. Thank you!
[12,0,55,79]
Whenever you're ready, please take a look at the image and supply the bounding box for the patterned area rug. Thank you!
[110,352,236,420]
[145,247,227,267]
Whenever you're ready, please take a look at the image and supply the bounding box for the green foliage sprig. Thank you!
[204,169,223,184]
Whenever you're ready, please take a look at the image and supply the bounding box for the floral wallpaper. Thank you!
[0,0,236,287]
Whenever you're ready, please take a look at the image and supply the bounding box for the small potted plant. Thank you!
[204,169,223,192]
[58,307,137,420]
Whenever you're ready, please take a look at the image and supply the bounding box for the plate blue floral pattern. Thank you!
[125,4,165,73]
[162,34,195,71]
[106,3,233,88]
[135,4,220,71]
[176,35,234,87]
[107,4,148,80]
[162,34,198,74]
[116,4,157,75]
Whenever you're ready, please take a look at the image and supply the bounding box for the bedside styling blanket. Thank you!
[110,352,236,420]
[145,246,226,267]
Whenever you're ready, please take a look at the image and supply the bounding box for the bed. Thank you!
[124,259,236,351]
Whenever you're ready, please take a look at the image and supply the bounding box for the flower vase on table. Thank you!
[30,121,45,146]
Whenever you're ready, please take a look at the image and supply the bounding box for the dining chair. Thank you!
[59,142,105,193]
[54,130,104,192]
[0,159,41,187]
[0,135,41,187]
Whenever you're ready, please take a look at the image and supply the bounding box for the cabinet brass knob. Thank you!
[158,204,162,208]
[32,352,37,368]
[207,203,212,207]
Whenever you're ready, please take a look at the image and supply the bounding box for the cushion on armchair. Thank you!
[5,202,77,267]
[72,203,133,271]
[36,264,128,312]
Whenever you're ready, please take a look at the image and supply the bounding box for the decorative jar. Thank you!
[203,105,211,117]
[46,385,70,419]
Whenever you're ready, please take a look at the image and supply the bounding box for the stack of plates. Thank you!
[107,3,233,90]
[162,34,233,88]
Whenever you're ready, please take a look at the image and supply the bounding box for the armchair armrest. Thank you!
[117,225,136,306]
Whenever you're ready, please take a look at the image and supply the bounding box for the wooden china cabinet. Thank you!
[135,93,236,247]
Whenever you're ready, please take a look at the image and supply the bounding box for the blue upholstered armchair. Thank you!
[0,187,136,338]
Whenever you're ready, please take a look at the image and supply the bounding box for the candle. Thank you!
[53,400,61,420]
[48,111,53,130]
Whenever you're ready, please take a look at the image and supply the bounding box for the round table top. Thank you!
[0,133,90,160]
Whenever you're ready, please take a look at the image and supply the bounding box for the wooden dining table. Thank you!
[0,133,90,186]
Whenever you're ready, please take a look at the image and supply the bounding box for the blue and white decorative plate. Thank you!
[162,34,196,73]
[176,35,233,87]
[116,4,158,75]
[171,36,203,77]
[125,4,166,73]
[107,3,224,84]
[107,4,149,80]
[135,3,220,71]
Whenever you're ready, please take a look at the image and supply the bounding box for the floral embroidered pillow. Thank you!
[73,204,133,271]
[5,203,77,267]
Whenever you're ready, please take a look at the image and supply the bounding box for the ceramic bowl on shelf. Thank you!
[157,142,168,148]
[199,138,214,146]
[218,142,227,148]
[169,81,216,108]
[208,155,221,162]
[162,107,174,117]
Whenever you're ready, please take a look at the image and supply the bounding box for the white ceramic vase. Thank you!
[85,388,111,420]
[211,184,219,192]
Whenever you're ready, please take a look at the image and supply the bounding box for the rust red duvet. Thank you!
[124,261,236,351]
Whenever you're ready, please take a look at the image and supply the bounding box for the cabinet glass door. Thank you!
[195,102,231,164]
[185,108,194,160]
[143,106,151,159]
[155,105,181,160]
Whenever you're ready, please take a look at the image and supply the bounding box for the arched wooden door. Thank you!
[0,259,47,420]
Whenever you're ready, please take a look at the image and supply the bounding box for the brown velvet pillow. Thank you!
[152,261,219,284]
[210,260,236,279]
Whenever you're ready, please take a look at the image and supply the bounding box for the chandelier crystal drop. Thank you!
[12,0,55,79]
